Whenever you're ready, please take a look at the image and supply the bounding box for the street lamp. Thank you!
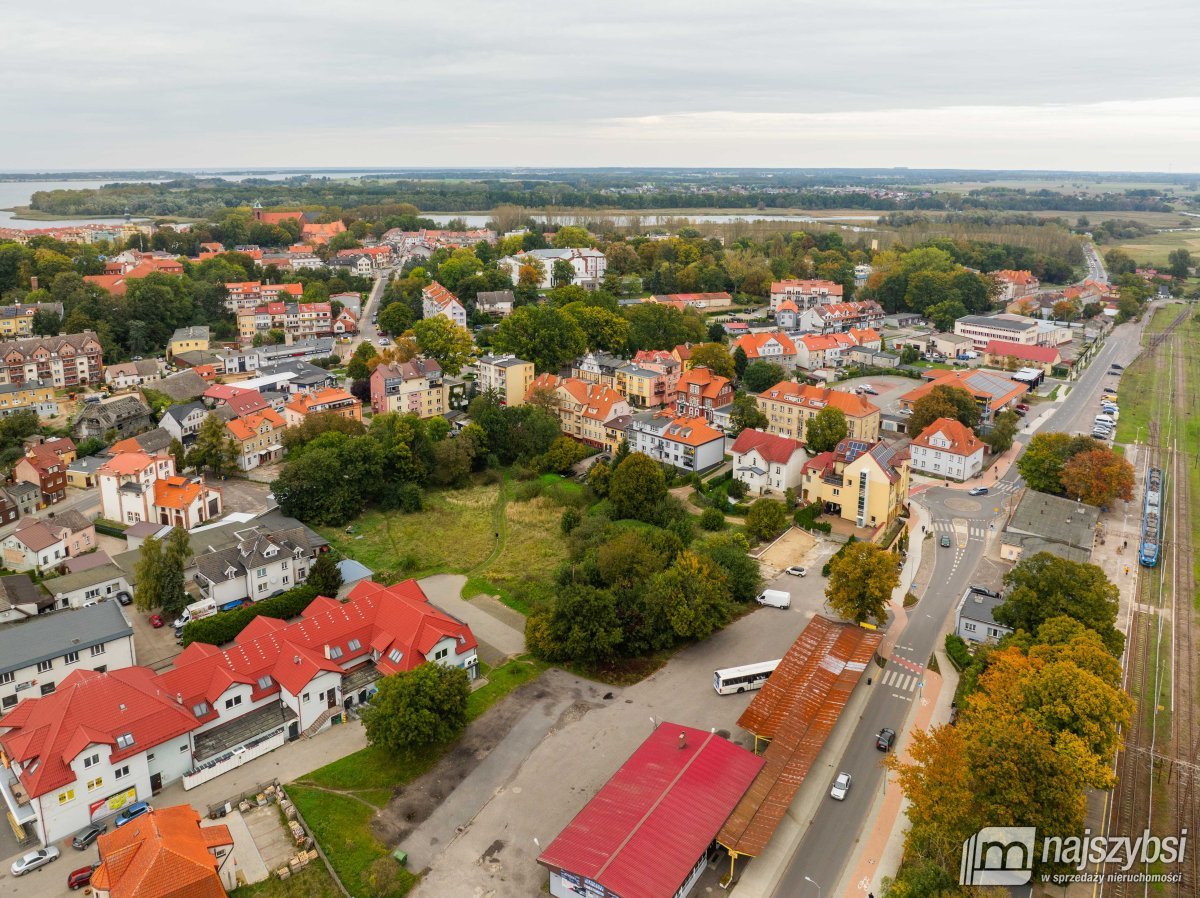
[804,875,822,898]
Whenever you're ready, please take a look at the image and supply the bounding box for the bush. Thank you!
[727,479,749,500]
[561,507,582,534]
[700,507,726,531]
[395,483,423,513]
[945,633,972,671]
[705,470,733,488]
[182,585,321,647]
[793,501,823,530]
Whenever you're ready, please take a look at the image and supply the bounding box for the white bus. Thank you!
[713,660,781,695]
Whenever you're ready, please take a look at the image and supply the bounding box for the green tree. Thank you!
[805,406,848,453]
[188,413,237,477]
[168,437,188,473]
[492,304,587,372]
[561,304,630,354]
[985,409,1019,454]
[744,498,789,542]
[644,551,734,642]
[525,585,624,666]
[552,259,576,288]
[272,446,364,525]
[412,315,474,375]
[995,552,1123,655]
[1016,431,1075,494]
[692,531,762,602]
[609,452,668,523]
[623,303,706,353]
[908,384,980,436]
[688,342,735,379]
[307,551,344,597]
[699,507,725,531]
[31,308,61,336]
[133,534,164,611]
[732,345,749,378]
[1167,248,1193,280]
[825,541,899,625]
[362,663,471,755]
[346,341,378,382]
[925,299,969,332]
[740,361,787,393]
[160,527,191,618]
[551,226,592,248]
[377,301,413,336]
[729,393,768,435]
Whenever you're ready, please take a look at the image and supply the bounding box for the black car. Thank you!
[1111,363,1124,370]
[71,821,106,850]
[115,591,133,606]
[876,727,897,752]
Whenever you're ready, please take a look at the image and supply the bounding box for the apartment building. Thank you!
[674,366,734,428]
[193,530,317,605]
[755,382,881,445]
[991,269,1040,303]
[529,374,631,451]
[732,332,798,368]
[953,314,1039,349]
[222,281,304,313]
[769,279,844,312]
[370,358,448,418]
[498,248,607,289]
[282,388,362,427]
[0,380,56,418]
[13,445,67,507]
[168,326,210,359]
[0,331,103,388]
[798,301,885,334]
[421,283,467,328]
[626,413,725,473]
[98,451,222,529]
[801,439,910,529]
[226,409,286,471]
[476,355,535,407]
[236,301,333,342]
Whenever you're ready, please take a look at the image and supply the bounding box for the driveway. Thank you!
[211,478,274,515]
[420,574,525,667]
[831,374,919,419]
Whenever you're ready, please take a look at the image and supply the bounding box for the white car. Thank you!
[859,384,878,395]
[830,771,852,800]
[785,566,807,577]
[11,846,60,876]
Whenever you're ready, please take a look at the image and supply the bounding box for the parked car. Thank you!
[68,863,99,890]
[876,728,897,752]
[115,591,132,606]
[940,535,952,548]
[11,846,60,876]
[859,384,878,395]
[830,771,852,800]
[114,801,152,827]
[149,614,164,628]
[1015,403,1030,413]
[1111,363,1124,370]
[72,821,106,849]
[784,566,807,577]
[967,486,989,496]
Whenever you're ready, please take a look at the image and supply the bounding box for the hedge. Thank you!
[821,535,858,577]
[944,634,972,671]
[793,501,832,534]
[181,585,321,647]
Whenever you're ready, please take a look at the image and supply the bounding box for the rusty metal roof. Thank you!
[718,617,881,857]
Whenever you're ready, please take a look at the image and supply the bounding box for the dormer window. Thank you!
[257,675,273,690]
[193,702,210,717]
[328,645,343,660]
[115,733,134,750]
[388,648,403,664]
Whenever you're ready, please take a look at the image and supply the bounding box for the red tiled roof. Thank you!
[0,669,199,799]
[733,332,797,359]
[98,451,157,477]
[657,415,724,447]
[154,477,203,510]
[537,725,763,898]
[912,417,983,457]
[900,369,1028,408]
[757,382,879,418]
[983,340,1060,364]
[731,429,805,465]
[675,366,731,400]
[226,408,285,442]
[92,805,231,898]
[224,390,268,417]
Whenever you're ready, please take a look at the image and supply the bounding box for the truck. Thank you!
[755,589,791,609]
[173,598,218,629]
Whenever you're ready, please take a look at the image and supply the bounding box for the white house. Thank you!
[45,563,131,610]
[498,248,607,289]
[421,282,467,328]
[626,413,725,473]
[159,402,209,444]
[1,521,66,572]
[955,586,1014,644]
[730,429,807,496]
[192,530,317,605]
[909,417,985,482]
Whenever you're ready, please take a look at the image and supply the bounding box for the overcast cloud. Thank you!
[3,0,1198,171]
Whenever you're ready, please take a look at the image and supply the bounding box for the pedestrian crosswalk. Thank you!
[881,668,921,693]
[930,520,991,540]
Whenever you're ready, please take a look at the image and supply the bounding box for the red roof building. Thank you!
[982,339,1062,372]
[537,724,763,898]
[92,805,233,898]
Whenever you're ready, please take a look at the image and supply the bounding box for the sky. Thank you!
[3,0,1199,172]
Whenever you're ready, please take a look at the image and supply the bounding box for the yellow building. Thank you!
[756,382,880,445]
[801,439,909,530]
[0,381,58,417]
[476,355,535,407]
[0,303,61,338]
[168,325,211,358]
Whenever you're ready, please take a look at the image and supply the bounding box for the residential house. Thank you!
[731,429,807,496]
[0,302,64,339]
[0,380,57,417]
[770,279,844,312]
[909,417,985,482]
[45,563,130,610]
[675,366,734,428]
[72,395,153,442]
[991,269,1040,303]
[982,340,1062,374]
[332,307,358,335]
[0,490,19,526]
[0,331,103,388]
[236,301,333,342]
[216,337,335,372]
[45,509,95,558]
[476,290,515,317]
[798,301,885,334]
[1000,490,1099,564]
[615,363,674,410]
[953,314,1039,349]
[572,351,626,390]
[498,248,607,289]
[168,326,211,359]
[159,401,209,444]
[733,332,798,368]
[897,369,1028,422]
[66,455,104,489]
[226,409,287,471]
[626,413,725,473]
[335,245,393,269]
[153,369,209,403]
[755,382,881,444]
[644,292,733,311]
[801,439,910,529]
[98,451,222,529]
[331,253,373,277]
[217,388,270,420]
[282,388,362,427]
[109,427,174,456]
[928,332,975,358]
[955,586,1015,644]
[475,355,535,406]
[421,282,467,328]
[775,299,801,330]
[6,482,40,517]
[13,445,68,507]
[0,573,50,624]
[104,359,162,390]
[91,805,234,898]
[1,521,66,572]
[370,358,448,418]
[192,529,317,605]
[24,435,75,465]
[529,375,631,451]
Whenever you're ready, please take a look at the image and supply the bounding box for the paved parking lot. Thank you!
[831,374,921,419]
[212,478,274,515]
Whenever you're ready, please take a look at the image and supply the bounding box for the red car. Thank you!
[1015,403,1030,412]
[149,614,164,628]
[68,863,98,890]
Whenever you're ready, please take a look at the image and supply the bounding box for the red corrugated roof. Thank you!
[983,340,1059,363]
[537,724,763,898]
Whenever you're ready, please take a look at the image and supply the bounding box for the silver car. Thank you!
[11,845,60,876]
[830,771,852,800]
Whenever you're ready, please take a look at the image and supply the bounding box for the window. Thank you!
[115,733,134,749]
[114,765,129,780]
[40,683,55,696]
[282,560,289,570]
[257,582,268,593]
[224,695,243,710]
[388,648,403,664]
[963,622,977,632]
[64,651,79,664]
[90,643,105,657]
[257,675,272,690]
[347,639,361,652]
[180,744,188,752]
[2,695,16,710]
[94,665,106,674]
[193,702,210,717]
[433,648,449,661]
[328,645,343,660]
[302,692,310,703]
[256,567,267,578]
[37,659,53,673]
[0,671,13,685]
[86,777,103,792]
[58,789,75,805]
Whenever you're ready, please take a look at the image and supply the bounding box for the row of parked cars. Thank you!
[9,802,153,886]
[1092,376,1120,440]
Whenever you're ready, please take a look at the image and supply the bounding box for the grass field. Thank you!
[230,865,344,898]
[1116,229,1200,267]
[1112,308,1177,445]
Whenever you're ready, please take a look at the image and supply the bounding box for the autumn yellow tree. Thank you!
[825,541,899,625]
[1060,448,1134,506]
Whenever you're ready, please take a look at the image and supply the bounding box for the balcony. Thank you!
[0,768,37,828]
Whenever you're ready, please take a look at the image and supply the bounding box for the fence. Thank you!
[183,729,287,791]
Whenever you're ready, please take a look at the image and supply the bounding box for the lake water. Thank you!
[0,175,881,231]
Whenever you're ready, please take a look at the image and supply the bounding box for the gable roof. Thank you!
[912,417,983,458]
[731,428,805,465]
[901,368,1028,407]
[675,366,731,401]
[92,805,232,898]
[757,382,879,418]
[226,408,286,442]
[733,332,797,359]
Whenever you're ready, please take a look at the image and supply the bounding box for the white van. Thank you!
[755,589,791,609]
[1095,414,1116,426]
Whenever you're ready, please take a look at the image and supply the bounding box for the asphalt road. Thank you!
[772,309,1152,898]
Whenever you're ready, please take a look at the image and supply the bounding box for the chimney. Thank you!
[678,731,687,750]
[29,276,38,291]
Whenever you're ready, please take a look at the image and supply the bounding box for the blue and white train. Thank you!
[1139,466,1162,567]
